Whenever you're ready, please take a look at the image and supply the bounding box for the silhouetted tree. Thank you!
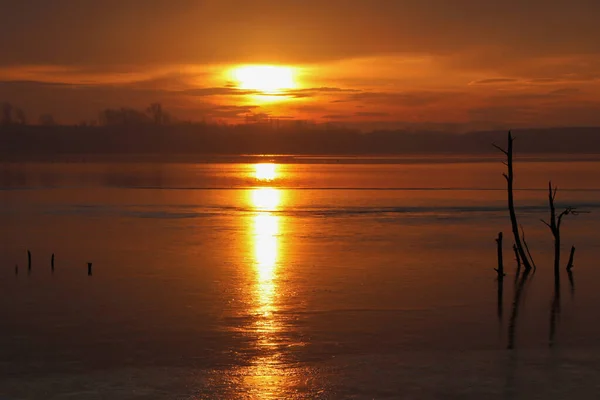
[1,102,27,125]
[493,132,534,271]
[99,107,151,126]
[14,107,26,125]
[146,103,170,125]
[1,102,13,125]
[540,182,577,278]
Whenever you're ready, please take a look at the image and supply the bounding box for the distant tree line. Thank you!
[98,103,172,126]
[0,101,174,127]
[1,102,27,126]
[2,101,600,158]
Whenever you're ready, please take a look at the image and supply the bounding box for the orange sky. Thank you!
[1,0,600,130]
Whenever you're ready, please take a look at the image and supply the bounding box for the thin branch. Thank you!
[557,207,575,230]
[540,219,551,229]
[493,144,509,155]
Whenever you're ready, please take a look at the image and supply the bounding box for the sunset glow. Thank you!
[1,2,600,129]
[233,65,297,93]
[6,2,600,399]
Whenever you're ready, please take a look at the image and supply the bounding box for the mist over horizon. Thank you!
[2,115,600,160]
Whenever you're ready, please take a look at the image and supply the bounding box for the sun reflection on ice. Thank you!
[242,176,292,397]
[250,187,281,321]
[251,188,281,211]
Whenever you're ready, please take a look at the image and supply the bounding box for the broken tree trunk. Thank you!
[495,232,504,277]
[493,132,533,271]
[566,245,576,271]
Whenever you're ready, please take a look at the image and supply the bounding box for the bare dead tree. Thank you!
[540,181,577,278]
[539,182,579,347]
[493,132,534,271]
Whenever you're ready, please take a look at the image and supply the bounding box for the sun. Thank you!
[254,163,277,181]
[233,65,296,93]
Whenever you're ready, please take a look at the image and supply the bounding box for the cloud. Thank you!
[549,88,581,96]
[487,88,585,102]
[203,105,259,118]
[182,87,260,96]
[322,114,350,119]
[354,111,390,117]
[469,78,518,85]
[345,90,464,107]
[277,87,360,98]
[0,80,77,89]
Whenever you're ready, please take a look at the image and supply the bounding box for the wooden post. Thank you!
[87,262,93,276]
[495,232,504,277]
[27,250,31,272]
[15,264,18,276]
[566,246,576,271]
[51,253,55,272]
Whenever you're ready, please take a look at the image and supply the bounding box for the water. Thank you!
[1,156,600,399]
